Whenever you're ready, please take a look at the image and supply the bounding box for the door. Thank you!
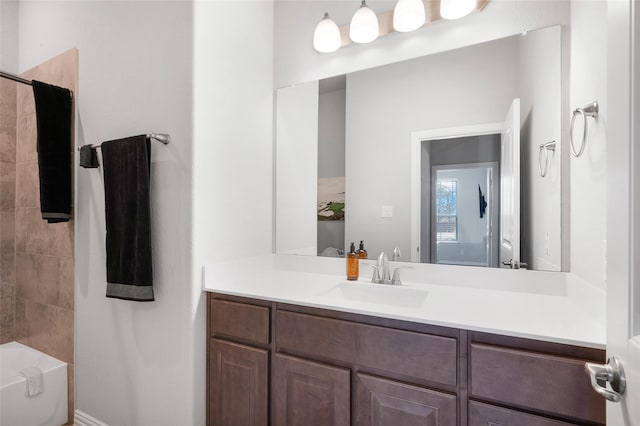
[209,339,268,426]
[354,373,456,425]
[600,1,640,424]
[499,98,521,268]
[273,354,350,426]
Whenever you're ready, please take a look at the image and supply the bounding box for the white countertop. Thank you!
[203,254,606,349]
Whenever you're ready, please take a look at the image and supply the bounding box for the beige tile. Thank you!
[59,257,74,310]
[15,253,37,301]
[17,84,35,118]
[0,114,17,163]
[0,79,17,118]
[19,300,48,353]
[16,160,40,208]
[13,297,25,340]
[0,161,15,211]
[16,253,60,306]
[47,306,73,364]
[25,207,50,255]
[50,221,73,258]
[1,209,15,295]
[0,295,14,343]
[16,113,37,163]
[14,207,27,253]
[67,363,74,423]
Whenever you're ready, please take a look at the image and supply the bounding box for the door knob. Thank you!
[585,357,626,402]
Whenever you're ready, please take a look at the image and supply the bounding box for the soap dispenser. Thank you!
[346,242,359,281]
[357,240,368,259]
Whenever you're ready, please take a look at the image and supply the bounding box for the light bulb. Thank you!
[440,0,476,20]
[349,1,379,44]
[313,13,341,53]
[393,0,426,32]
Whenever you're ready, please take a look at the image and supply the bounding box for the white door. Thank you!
[599,1,640,423]
[499,99,521,268]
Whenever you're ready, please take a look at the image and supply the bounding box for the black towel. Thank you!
[79,145,99,168]
[32,80,72,223]
[101,135,154,301]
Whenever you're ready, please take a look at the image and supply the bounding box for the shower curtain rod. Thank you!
[0,70,32,86]
[1,70,74,99]
[76,134,171,151]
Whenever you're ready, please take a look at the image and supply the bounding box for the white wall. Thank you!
[318,88,345,178]
[344,36,519,259]
[569,1,608,289]
[192,2,273,424]
[518,25,562,271]
[275,81,318,255]
[18,2,197,425]
[0,0,18,72]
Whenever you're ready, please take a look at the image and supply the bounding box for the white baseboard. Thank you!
[75,410,109,426]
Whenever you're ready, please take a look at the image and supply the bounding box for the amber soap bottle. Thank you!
[346,242,359,281]
[357,240,368,259]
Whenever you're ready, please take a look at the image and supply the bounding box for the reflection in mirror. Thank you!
[276,25,563,272]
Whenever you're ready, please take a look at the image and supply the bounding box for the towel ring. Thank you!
[570,101,598,157]
[539,140,556,177]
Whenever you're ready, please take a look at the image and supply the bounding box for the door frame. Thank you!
[410,123,502,263]
[606,0,640,422]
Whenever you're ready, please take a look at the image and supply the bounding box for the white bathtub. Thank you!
[0,341,68,426]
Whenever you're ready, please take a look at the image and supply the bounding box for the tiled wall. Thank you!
[1,78,17,343]
[0,49,77,422]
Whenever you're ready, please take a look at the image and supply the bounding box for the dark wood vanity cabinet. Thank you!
[207,293,605,426]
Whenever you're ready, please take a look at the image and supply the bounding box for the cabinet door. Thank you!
[273,354,350,426]
[209,339,268,426]
[354,373,457,426]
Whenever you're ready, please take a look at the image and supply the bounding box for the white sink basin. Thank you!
[317,281,428,308]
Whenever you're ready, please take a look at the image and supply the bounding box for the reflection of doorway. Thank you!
[431,163,499,267]
[410,122,504,263]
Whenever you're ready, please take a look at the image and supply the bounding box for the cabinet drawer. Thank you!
[210,299,270,345]
[469,401,578,426]
[277,310,457,387]
[470,343,604,424]
[355,373,457,426]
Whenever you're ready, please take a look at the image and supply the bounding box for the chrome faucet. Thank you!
[375,251,391,284]
[371,250,410,285]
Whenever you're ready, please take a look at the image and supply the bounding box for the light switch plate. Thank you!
[381,205,393,218]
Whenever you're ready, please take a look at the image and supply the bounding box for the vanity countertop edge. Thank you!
[203,254,606,350]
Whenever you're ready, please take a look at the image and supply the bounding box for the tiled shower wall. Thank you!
[0,78,17,343]
[0,49,77,422]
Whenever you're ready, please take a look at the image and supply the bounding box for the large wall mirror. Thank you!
[276,25,565,272]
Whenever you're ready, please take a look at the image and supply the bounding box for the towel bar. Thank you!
[76,133,171,151]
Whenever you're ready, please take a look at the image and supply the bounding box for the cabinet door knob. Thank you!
[585,357,626,402]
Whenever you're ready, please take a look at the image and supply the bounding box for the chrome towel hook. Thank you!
[570,101,599,157]
[538,140,556,177]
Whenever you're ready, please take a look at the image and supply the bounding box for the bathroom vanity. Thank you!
[204,256,606,426]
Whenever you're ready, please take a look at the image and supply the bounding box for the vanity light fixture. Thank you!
[313,13,342,53]
[440,0,476,20]
[393,0,426,32]
[314,0,490,54]
[349,0,379,44]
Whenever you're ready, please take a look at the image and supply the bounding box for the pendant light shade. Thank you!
[349,1,379,44]
[393,0,426,32]
[440,0,476,20]
[313,13,341,53]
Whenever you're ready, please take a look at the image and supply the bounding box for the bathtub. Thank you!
[0,341,68,426]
